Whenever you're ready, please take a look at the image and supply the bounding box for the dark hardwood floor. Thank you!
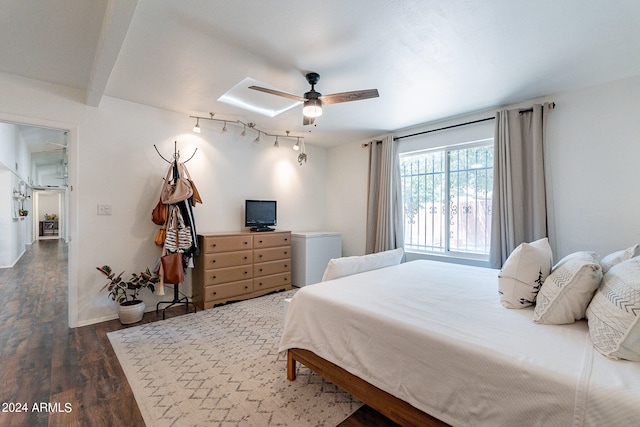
[0,240,398,427]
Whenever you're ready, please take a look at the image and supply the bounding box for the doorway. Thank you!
[1,117,76,320]
[33,188,68,241]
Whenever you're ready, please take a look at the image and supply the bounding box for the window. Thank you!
[400,141,493,258]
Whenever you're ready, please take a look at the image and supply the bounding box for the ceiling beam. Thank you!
[85,0,138,107]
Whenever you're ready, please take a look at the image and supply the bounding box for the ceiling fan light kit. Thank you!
[302,98,322,118]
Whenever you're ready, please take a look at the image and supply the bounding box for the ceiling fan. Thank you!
[249,72,379,125]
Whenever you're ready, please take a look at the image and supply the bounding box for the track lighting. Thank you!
[188,114,307,162]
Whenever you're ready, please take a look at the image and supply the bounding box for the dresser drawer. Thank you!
[254,246,291,263]
[202,250,252,269]
[254,272,291,292]
[201,235,252,253]
[252,232,291,249]
[205,279,253,301]
[202,265,252,285]
[254,259,290,277]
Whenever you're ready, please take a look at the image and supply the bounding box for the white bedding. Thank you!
[279,260,640,426]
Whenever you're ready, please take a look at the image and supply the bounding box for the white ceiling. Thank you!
[2,0,640,147]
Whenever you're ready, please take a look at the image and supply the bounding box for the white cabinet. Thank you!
[291,232,342,286]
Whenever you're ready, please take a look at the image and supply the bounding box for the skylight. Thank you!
[217,77,301,117]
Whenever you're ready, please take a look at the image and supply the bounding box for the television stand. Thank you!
[250,226,275,232]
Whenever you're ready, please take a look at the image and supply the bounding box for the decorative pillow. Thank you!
[600,244,640,273]
[586,257,640,361]
[533,252,602,325]
[321,248,404,282]
[498,238,552,309]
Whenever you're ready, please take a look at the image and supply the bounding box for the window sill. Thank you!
[404,250,492,268]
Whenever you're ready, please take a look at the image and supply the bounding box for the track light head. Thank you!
[193,118,201,133]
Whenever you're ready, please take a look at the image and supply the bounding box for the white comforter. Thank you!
[279,260,640,426]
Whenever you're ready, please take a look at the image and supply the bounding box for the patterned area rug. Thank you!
[107,289,361,426]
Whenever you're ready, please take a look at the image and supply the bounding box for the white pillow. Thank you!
[600,244,640,273]
[586,257,640,361]
[498,238,552,309]
[533,252,602,325]
[321,248,404,282]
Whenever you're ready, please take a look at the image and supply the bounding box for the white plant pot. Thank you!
[118,300,146,324]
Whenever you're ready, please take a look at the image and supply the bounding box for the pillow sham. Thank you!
[586,257,640,361]
[498,238,553,309]
[533,252,602,325]
[600,244,640,273]
[321,248,404,282]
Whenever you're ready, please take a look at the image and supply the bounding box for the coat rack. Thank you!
[154,140,197,164]
[153,140,198,319]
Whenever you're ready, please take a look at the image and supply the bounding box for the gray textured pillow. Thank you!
[498,238,553,309]
[533,252,602,325]
[586,258,640,361]
[600,244,640,273]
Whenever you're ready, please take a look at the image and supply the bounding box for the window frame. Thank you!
[400,138,494,266]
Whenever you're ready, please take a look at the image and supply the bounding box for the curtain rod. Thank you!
[393,117,495,141]
[393,102,555,142]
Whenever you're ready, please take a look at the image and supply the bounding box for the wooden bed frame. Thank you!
[287,348,449,427]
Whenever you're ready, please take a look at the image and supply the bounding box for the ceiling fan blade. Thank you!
[319,89,379,105]
[303,115,315,126]
[248,85,306,102]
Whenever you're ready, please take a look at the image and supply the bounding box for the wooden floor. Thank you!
[0,240,398,427]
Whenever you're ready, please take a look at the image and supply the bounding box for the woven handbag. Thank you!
[164,206,193,252]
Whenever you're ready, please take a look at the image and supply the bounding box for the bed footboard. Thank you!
[286,348,449,427]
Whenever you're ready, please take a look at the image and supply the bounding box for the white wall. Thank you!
[0,121,31,267]
[328,74,640,263]
[0,73,328,326]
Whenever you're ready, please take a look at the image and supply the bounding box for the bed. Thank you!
[278,260,640,426]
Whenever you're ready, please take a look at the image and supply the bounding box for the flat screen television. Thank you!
[245,200,277,232]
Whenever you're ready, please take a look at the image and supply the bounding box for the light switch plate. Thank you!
[97,204,112,215]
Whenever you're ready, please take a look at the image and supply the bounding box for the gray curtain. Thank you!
[365,136,404,254]
[489,104,548,268]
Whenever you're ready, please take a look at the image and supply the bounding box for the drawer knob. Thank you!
[213,291,217,295]
[244,285,249,289]
[285,264,288,268]
[244,256,248,260]
[259,254,263,258]
[259,268,263,272]
[259,240,263,244]
[213,276,217,279]
[284,238,288,241]
[244,271,248,274]
[284,251,288,255]
[212,244,217,247]
[244,241,248,245]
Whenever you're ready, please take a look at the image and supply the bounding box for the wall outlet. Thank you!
[97,204,112,215]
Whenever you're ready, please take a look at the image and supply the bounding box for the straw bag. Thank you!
[164,206,193,252]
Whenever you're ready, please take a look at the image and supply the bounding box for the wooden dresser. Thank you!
[192,231,292,309]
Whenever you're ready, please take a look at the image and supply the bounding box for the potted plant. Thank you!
[18,209,28,217]
[97,265,159,324]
